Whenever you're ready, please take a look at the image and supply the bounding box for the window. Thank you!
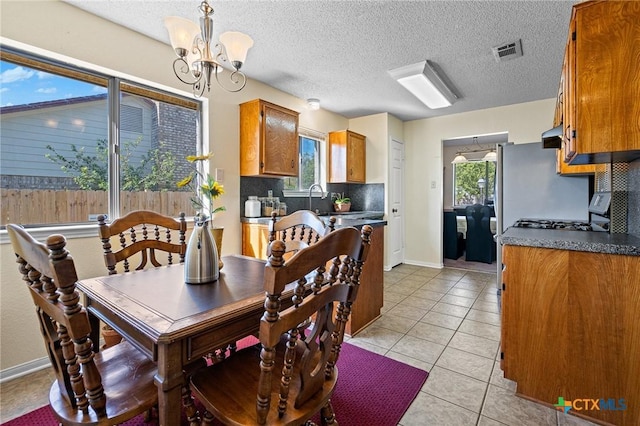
[453,160,496,206]
[0,47,202,228]
[282,129,325,192]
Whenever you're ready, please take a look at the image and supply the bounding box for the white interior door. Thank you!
[388,139,404,268]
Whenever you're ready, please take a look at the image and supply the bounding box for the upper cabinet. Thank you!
[561,0,640,165]
[240,99,299,177]
[328,130,366,183]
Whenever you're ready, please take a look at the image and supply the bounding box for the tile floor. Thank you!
[0,265,599,425]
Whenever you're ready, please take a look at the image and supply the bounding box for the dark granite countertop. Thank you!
[241,215,387,228]
[500,227,640,256]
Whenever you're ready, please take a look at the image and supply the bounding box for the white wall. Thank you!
[347,113,405,269]
[348,113,388,185]
[403,99,556,268]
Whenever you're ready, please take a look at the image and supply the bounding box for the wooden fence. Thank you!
[1,189,193,226]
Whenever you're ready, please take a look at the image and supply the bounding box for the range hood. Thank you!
[541,125,562,149]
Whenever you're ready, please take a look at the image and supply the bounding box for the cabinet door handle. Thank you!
[291,160,295,168]
[392,208,398,213]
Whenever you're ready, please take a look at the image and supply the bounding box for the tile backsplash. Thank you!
[240,177,384,216]
[628,159,640,237]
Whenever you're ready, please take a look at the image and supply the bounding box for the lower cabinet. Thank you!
[501,245,640,426]
[241,222,384,335]
[241,222,271,259]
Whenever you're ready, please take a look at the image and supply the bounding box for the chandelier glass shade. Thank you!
[482,150,497,162]
[452,153,469,164]
[164,0,253,97]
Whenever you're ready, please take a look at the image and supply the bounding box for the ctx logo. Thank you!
[554,397,627,413]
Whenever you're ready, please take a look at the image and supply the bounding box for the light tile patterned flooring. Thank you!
[0,264,599,425]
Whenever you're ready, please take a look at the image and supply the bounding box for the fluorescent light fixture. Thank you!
[388,60,457,109]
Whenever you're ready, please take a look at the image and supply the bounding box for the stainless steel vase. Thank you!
[184,219,219,284]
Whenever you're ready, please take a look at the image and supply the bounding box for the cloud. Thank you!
[0,66,35,84]
[0,87,8,93]
[36,87,57,94]
[37,71,53,80]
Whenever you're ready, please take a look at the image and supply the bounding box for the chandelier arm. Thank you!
[214,44,229,67]
[214,69,247,93]
[172,57,201,86]
[192,79,206,98]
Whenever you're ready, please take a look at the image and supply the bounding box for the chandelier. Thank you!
[451,137,497,163]
[164,0,254,97]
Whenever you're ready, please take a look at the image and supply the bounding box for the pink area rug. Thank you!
[2,340,428,426]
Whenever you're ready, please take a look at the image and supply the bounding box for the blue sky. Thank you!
[0,60,106,107]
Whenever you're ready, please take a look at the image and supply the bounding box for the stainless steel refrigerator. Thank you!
[494,142,590,288]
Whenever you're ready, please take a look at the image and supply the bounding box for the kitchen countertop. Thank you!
[241,213,386,228]
[500,227,640,256]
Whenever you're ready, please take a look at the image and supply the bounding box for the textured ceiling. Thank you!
[63,0,573,122]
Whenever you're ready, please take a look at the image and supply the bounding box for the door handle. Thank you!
[392,208,398,213]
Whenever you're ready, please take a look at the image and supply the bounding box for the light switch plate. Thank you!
[215,168,224,183]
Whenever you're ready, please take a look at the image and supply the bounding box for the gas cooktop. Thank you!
[512,218,593,231]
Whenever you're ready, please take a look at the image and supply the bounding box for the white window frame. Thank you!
[282,127,327,198]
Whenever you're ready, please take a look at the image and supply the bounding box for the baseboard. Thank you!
[401,259,443,269]
[0,357,50,384]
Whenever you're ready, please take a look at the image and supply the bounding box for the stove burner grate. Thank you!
[512,219,593,232]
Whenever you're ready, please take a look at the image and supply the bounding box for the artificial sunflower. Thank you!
[176,152,225,220]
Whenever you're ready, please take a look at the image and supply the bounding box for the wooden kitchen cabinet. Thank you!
[554,27,597,176]
[346,224,384,335]
[556,150,603,176]
[328,130,366,183]
[561,0,640,165]
[241,222,271,259]
[501,245,640,426]
[553,30,605,175]
[241,221,384,335]
[240,99,299,177]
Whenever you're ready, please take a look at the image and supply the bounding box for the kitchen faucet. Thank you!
[308,183,326,213]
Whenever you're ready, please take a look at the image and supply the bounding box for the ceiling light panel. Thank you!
[388,60,457,109]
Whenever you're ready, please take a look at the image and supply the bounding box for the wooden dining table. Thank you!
[77,254,277,426]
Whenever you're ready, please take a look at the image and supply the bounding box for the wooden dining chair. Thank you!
[7,224,158,426]
[268,209,336,255]
[97,210,187,275]
[465,204,496,264]
[268,209,337,336]
[96,210,208,423]
[190,224,373,425]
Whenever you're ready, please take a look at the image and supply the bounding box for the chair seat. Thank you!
[190,342,338,426]
[49,340,157,426]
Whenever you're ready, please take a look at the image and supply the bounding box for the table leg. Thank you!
[87,309,101,353]
[155,342,185,426]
